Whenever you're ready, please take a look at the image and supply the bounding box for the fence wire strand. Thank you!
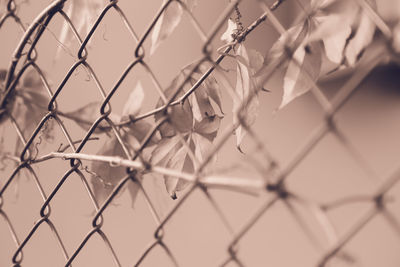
[1,0,400,266]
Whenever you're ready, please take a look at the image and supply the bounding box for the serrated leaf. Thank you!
[150,0,197,55]
[90,136,139,207]
[233,44,261,151]
[281,41,323,108]
[221,19,237,43]
[57,0,106,58]
[122,81,144,117]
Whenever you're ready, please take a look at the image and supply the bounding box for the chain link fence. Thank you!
[1,0,400,266]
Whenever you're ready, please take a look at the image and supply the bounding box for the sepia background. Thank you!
[1,0,400,266]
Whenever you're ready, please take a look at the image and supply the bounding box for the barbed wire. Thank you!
[1,0,400,266]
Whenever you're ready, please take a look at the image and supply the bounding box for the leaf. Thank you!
[150,135,180,165]
[152,62,223,198]
[344,3,377,65]
[150,135,193,199]
[221,19,237,43]
[154,72,194,137]
[233,44,262,151]
[194,115,221,136]
[257,22,308,78]
[182,63,224,118]
[122,81,144,117]
[191,82,215,121]
[204,76,223,114]
[281,41,323,108]
[123,120,158,146]
[57,0,106,58]
[307,0,377,66]
[192,132,213,164]
[163,144,188,199]
[319,17,351,64]
[121,81,161,147]
[12,70,53,152]
[90,136,140,207]
[150,0,197,55]
[65,102,120,133]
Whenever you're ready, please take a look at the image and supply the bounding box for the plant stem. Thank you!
[33,152,264,194]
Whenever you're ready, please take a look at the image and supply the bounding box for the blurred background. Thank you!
[0,0,400,266]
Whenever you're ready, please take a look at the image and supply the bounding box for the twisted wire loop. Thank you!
[0,0,399,266]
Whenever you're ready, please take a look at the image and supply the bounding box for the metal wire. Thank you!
[0,0,400,266]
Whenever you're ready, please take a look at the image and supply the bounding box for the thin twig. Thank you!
[32,152,265,193]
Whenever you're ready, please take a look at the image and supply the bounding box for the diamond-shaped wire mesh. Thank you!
[1,0,400,266]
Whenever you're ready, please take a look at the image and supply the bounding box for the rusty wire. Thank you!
[0,0,400,266]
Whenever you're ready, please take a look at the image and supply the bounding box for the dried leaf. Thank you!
[57,0,106,58]
[150,0,197,55]
[233,44,262,150]
[221,19,237,43]
[90,136,140,207]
